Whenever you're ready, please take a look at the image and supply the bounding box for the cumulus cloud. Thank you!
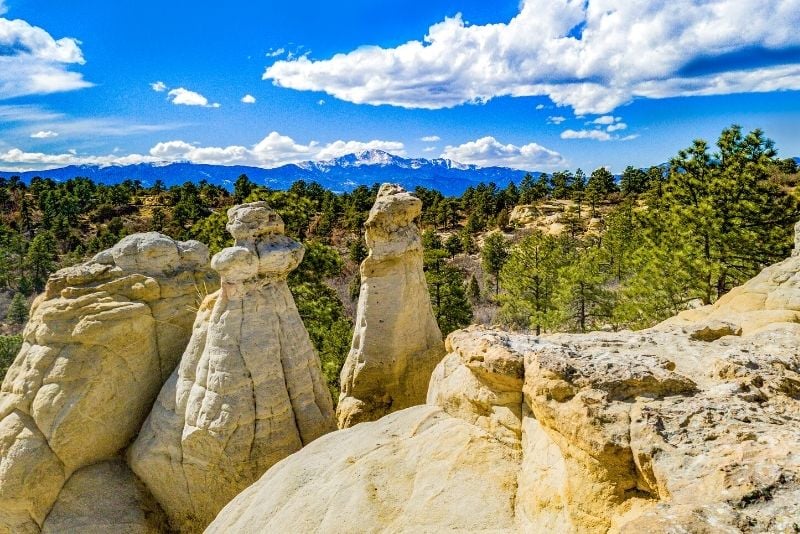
[441,136,565,169]
[561,129,613,142]
[264,0,800,114]
[0,10,92,99]
[590,116,619,126]
[167,87,220,108]
[241,94,256,104]
[561,126,636,142]
[547,116,567,125]
[421,135,440,142]
[30,130,58,138]
[0,132,408,171]
[150,81,167,92]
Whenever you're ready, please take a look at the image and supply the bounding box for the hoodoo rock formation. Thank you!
[0,233,215,533]
[337,184,445,428]
[210,248,800,533]
[129,202,336,532]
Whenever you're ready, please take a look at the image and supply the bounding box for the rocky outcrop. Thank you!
[0,233,214,533]
[210,254,800,533]
[337,184,444,427]
[129,202,336,532]
[663,251,800,335]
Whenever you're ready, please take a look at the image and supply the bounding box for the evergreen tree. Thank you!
[555,245,614,333]
[6,293,28,324]
[481,232,510,295]
[424,236,473,336]
[518,174,537,204]
[27,231,58,292]
[499,231,564,335]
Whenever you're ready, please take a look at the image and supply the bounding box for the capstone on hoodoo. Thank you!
[336,184,445,428]
[129,202,336,532]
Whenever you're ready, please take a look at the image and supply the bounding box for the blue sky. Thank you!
[0,0,799,173]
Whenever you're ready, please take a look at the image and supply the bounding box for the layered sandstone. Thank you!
[0,233,214,533]
[211,254,800,533]
[337,184,444,427]
[129,202,336,532]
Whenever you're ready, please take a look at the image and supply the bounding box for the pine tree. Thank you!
[499,231,565,335]
[27,231,58,292]
[424,237,473,336]
[6,292,28,325]
[481,232,509,295]
[555,245,614,333]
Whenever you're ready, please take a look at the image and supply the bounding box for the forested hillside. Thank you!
[1,126,798,395]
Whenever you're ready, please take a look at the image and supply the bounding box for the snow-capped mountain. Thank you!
[0,150,537,196]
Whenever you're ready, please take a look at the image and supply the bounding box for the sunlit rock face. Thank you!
[0,233,215,533]
[337,184,445,428]
[210,254,800,534]
[129,202,336,533]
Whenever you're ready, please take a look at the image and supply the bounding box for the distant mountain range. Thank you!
[0,150,539,196]
[3,151,796,196]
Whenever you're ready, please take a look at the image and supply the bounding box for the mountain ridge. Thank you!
[0,150,535,196]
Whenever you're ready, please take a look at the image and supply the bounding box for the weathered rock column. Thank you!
[129,202,336,532]
[337,184,445,428]
[0,233,215,533]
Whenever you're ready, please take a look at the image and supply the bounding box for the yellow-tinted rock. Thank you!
[337,184,445,427]
[129,203,335,533]
[0,233,215,532]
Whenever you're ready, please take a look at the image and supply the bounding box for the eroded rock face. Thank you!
[337,184,445,427]
[210,255,800,533]
[0,233,214,533]
[129,202,336,533]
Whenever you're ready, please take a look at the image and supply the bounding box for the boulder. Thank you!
[337,184,445,427]
[129,202,336,533]
[0,233,214,532]
[41,460,167,534]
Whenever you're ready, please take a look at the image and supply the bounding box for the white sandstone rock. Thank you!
[337,184,445,427]
[0,234,214,533]
[129,202,335,533]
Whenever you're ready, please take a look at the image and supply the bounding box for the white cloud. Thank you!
[150,81,167,92]
[421,135,440,142]
[166,87,220,108]
[590,115,619,126]
[561,129,613,141]
[0,132,408,171]
[606,122,627,132]
[423,146,437,152]
[535,104,545,110]
[441,136,565,169]
[241,94,256,104]
[317,99,325,105]
[547,116,566,125]
[264,0,800,114]
[266,47,286,58]
[0,12,92,100]
[30,130,57,138]
[0,1,7,16]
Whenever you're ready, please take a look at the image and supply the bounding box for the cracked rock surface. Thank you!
[129,202,336,533]
[0,233,215,533]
